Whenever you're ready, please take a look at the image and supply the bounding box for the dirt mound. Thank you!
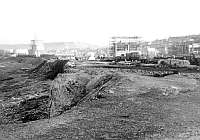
[0,70,117,124]
[49,72,117,117]
[49,73,90,116]
[29,59,69,80]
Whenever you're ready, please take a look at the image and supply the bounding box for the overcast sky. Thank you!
[0,0,199,46]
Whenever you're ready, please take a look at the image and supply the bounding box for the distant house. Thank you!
[0,41,45,57]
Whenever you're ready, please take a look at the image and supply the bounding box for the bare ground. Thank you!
[0,66,200,140]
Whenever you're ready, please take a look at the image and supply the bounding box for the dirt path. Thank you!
[0,70,200,139]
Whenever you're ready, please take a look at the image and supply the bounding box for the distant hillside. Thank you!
[0,44,30,50]
[0,42,105,51]
[44,42,105,50]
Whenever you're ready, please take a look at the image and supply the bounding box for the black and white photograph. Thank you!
[0,0,200,139]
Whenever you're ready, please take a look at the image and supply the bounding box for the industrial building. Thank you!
[150,35,200,57]
[150,39,169,56]
[109,36,142,57]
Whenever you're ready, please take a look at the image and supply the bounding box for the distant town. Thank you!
[0,34,200,61]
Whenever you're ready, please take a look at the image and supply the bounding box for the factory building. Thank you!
[150,39,169,56]
[109,36,142,57]
[167,37,190,56]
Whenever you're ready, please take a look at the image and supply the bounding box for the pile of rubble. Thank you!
[158,59,190,67]
[128,69,178,77]
[146,70,178,77]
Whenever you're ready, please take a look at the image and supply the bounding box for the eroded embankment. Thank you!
[49,72,118,117]
[0,61,119,124]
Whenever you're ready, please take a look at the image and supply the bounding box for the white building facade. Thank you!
[109,36,142,57]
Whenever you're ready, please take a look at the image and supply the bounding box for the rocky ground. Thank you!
[1,58,200,139]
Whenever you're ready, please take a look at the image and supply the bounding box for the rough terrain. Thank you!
[1,57,200,139]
